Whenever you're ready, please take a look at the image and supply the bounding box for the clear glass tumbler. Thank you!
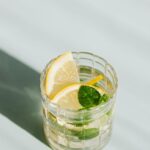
[40,52,118,150]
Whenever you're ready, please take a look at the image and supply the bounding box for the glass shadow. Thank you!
[0,49,47,145]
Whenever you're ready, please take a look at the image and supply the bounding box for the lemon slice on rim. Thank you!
[45,52,79,98]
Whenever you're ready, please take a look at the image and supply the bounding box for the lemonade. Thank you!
[40,52,118,150]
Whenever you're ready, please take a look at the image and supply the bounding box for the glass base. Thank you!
[44,121,112,150]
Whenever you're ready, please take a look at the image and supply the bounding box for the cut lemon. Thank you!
[52,84,82,110]
[86,75,103,85]
[45,52,79,98]
[52,83,105,110]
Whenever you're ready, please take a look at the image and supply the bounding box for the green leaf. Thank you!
[61,127,99,140]
[78,85,101,108]
[77,128,99,140]
[101,94,110,103]
[106,109,113,116]
[48,113,99,140]
[71,112,91,126]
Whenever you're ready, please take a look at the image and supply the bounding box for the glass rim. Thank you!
[40,51,118,116]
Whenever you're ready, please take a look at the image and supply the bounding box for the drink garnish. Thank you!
[78,85,109,109]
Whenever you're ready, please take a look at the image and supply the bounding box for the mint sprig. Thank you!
[77,128,99,140]
[78,85,110,108]
[78,85,101,108]
[48,112,99,140]
[101,94,110,103]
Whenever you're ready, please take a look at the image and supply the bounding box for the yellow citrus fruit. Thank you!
[52,84,82,110]
[45,52,79,99]
[52,83,105,110]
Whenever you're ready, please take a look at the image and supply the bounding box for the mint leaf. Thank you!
[78,85,101,108]
[60,127,99,140]
[78,128,99,140]
[48,113,99,140]
[107,109,113,116]
[71,112,91,126]
[101,94,110,103]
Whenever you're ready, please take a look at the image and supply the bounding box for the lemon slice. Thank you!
[45,52,79,98]
[52,84,82,110]
[86,75,103,85]
[52,83,105,110]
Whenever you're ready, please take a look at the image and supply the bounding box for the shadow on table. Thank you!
[0,49,47,145]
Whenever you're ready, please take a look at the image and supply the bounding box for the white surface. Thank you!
[0,0,150,150]
[0,114,49,150]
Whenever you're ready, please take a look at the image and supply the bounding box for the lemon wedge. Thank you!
[45,52,79,99]
[52,84,82,110]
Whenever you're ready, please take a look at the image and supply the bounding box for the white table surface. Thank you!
[0,0,150,150]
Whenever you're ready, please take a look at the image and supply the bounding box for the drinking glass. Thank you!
[40,52,118,150]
